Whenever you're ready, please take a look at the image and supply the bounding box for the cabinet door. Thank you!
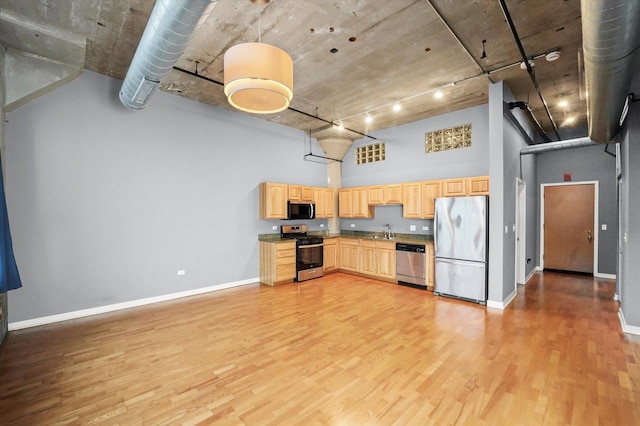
[377,248,396,279]
[360,241,377,275]
[425,244,435,288]
[301,186,314,201]
[368,185,385,205]
[402,182,422,218]
[338,189,353,218]
[352,187,371,218]
[323,240,338,272]
[442,178,466,197]
[288,185,302,201]
[384,184,403,204]
[324,188,335,218]
[339,240,360,271]
[313,187,325,218]
[467,176,490,195]
[421,180,442,219]
[260,182,288,219]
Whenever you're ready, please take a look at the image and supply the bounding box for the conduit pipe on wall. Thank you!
[520,137,595,155]
[119,0,218,110]
[582,0,640,143]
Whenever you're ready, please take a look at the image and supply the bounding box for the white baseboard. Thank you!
[486,288,517,310]
[9,277,259,331]
[595,272,616,279]
[619,309,640,336]
[525,268,537,284]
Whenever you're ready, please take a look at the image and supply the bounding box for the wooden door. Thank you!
[544,184,595,273]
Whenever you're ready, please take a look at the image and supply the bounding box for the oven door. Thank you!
[297,243,323,270]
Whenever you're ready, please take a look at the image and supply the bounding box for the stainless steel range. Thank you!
[281,225,323,282]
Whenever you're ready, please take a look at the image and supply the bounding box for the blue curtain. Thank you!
[0,156,21,293]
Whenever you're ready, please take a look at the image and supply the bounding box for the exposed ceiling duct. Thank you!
[119,0,218,110]
[581,0,640,143]
[520,137,595,155]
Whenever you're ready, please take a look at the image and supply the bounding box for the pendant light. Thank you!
[223,1,293,114]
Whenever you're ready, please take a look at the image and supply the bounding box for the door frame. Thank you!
[515,178,526,285]
[540,181,599,274]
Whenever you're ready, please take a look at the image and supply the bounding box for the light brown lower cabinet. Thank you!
[425,243,434,289]
[323,238,338,272]
[260,240,296,286]
[339,238,360,272]
[376,240,396,280]
[360,240,377,275]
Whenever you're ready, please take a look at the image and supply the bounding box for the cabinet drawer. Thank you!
[276,248,296,258]
[360,239,377,248]
[276,255,295,266]
[276,264,296,279]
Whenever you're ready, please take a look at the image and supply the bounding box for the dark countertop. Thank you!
[259,231,433,245]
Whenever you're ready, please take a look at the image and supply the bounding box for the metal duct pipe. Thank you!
[582,0,640,143]
[520,137,595,155]
[119,0,218,110]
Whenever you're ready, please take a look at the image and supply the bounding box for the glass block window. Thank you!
[425,123,472,153]
[356,142,386,165]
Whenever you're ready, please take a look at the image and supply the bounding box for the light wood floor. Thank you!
[1,272,639,425]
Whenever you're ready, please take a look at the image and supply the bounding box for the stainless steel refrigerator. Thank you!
[434,195,488,304]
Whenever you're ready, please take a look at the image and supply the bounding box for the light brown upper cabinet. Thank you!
[467,176,490,195]
[260,182,288,219]
[421,180,442,219]
[384,183,403,204]
[442,178,467,197]
[368,185,385,205]
[313,187,335,218]
[402,182,422,218]
[338,188,353,218]
[369,184,402,205]
[352,187,373,218]
[442,176,489,197]
[289,185,313,202]
[340,187,372,218]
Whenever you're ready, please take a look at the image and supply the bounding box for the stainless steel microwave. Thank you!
[287,202,315,220]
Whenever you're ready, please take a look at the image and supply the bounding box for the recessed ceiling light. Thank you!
[434,89,443,99]
[558,100,568,108]
[563,116,575,126]
[545,50,561,61]
[393,102,401,112]
[336,121,344,130]
[365,113,373,123]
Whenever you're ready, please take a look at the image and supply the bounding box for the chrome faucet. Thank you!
[384,224,394,239]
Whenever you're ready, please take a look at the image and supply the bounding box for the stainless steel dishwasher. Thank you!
[396,243,426,287]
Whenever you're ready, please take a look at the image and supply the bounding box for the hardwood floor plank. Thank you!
[1,271,640,424]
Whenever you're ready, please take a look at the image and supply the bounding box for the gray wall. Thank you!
[340,104,490,235]
[536,142,618,275]
[619,96,640,326]
[488,81,538,303]
[5,71,328,322]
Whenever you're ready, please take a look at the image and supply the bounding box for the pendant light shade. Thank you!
[224,42,293,114]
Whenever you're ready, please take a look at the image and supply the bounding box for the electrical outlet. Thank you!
[422,226,429,231]
[177,270,186,276]
[602,224,607,231]
[505,225,508,234]
[350,223,356,228]
[410,225,416,231]
[320,224,325,228]
[272,225,278,231]
[513,224,516,232]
